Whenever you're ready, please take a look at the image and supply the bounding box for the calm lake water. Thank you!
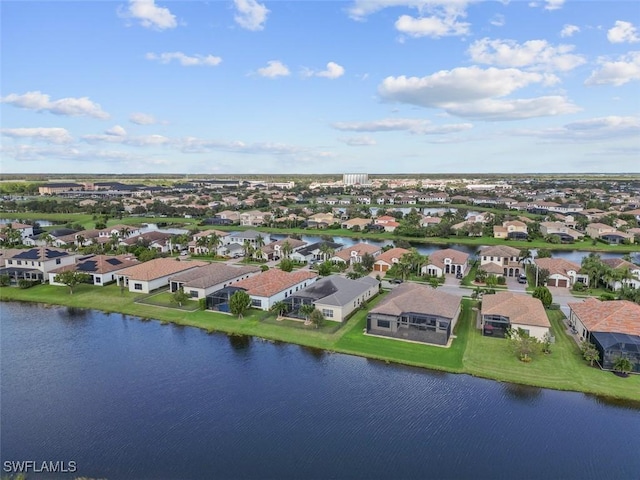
[1,302,639,480]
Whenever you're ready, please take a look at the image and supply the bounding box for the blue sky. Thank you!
[1,0,639,174]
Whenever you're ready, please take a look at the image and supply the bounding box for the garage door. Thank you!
[547,279,556,287]
[556,279,568,287]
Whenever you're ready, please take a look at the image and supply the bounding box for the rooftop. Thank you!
[481,292,550,328]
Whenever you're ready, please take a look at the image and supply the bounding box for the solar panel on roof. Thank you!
[106,258,122,265]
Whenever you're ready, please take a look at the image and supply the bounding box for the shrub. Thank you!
[573,281,587,292]
[18,279,38,289]
[497,276,506,285]
[0,274,10,287]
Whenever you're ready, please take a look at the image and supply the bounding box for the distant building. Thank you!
[343,173,369,186]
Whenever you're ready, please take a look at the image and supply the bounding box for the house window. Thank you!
[189,290,198,298]
[134,283,142,290]
[16,260,21,265]
[251,299,262,308]
[322,309,333,318]
[95,277,101,284]
[377,320,390,328]
[56,259,61,264]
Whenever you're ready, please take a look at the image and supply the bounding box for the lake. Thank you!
[1,302,639,480]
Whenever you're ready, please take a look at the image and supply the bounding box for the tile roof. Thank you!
[534,257,581,277]
[479,245,521,258]
[170,263,261,289]
[429,248,470,269]
[370,283,459,319]
[117,258,208,281]
[293,275,378,307]
[50,254,140,275]
[234,269,318,297]
[334,243,381,261]
[374,248,410,265]
[481,292,550,328]
[602,258,640,271]
[568,298,640,336]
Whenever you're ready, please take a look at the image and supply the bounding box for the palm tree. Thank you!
[75,234,86,248]
[255,234,265,249]
[396,259,412,281]
[612,357,633,376]
[281,240,293,259]
[299,303,315,325]
[319,243,335,261]
[1,223,22,246]
[206,233,221,257]
[242,240,254,261]
[271,301,289,320]
[195,235,208,255]
[119,226,131,238]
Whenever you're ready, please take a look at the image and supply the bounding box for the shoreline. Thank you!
[2,286,638,403]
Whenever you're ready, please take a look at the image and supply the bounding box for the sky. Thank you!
[1,0,639,175]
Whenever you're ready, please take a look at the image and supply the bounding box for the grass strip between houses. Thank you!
[1,284,639,402]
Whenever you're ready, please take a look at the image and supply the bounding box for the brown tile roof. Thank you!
[234,269,318,297]
[117,258,208,281]
[369,283,459,319]
[334,243,381,261]
[374,248,410,266]
[602,258,639,271]
[0,222,31,229]
[534,257,581,277]
[429,248,469,269]
[479,262,505,275]
[50,254,140,275]
[170,263,260,288]
[193,229,229,239]
[568,298,640,336]
[479,245,521,258]
[481,292,550,328]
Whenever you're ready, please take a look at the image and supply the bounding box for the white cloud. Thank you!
[560,24,580,38]
[257,60,290,78]
[377,67,577,120]
[585,51,640,86]
[130,112,158,125]
[105,125,127,136]
[347,0,473,21]
[332,118,473,134]
[1,127,73,144]
[490,14,505,27]
[395,13,470,38]
[82,133,170,147]
[119,0,177,30]
[304,62,346,79]
[468,38,585,72]
[146,52,222,66]
[513,116,640,141]
[338,136,377,146]
[233,0,269,31]
[544,0,564,10]
[607,21,640,44]
[0,91,109,119]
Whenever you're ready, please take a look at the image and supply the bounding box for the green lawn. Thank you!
[2,283,638,401]
[463,309,640,400]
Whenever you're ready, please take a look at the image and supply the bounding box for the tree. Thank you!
[532,286,553,308]
[309,309,324,329]
[318,261,332,276]
[346,271,363,280]
[536,268,550,287]
[229,290,251,319]
[507,327,541,362]
[280,240,293,259]
[54,271,91,294]
[428,277,440,289]
[1,223,22,246]
[361,252,375,272]
[319,243,335,261]
[612,357,633,376]
[580,340,600,367]
[279,258,294,272]
[171,288,190,307]
[537,249,552,259]
[271,300,289,319]
[299,303,315,324]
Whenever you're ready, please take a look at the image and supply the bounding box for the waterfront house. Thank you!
[289,241,344,263]
[169,263,261,299]
[493,220,528,240]
[539,222,584,242]
[284,275,379,322]
[533,258,588,288]
[366,283,461,346]
[0,222,34,241]
[586,223,634,244]
[3,247,76,281]
[478,245,522,277]
[422,248,470,277]
[372,248,410,273]
[207,269,318,312]
[116,258,208,293]
[188,229,230,255]
[601,258,640,290]
[226,230,271,248]
[480,292,550,341]
[48,254,139,286]
[331,243,381,266]
[568,298,640,373]
[341,218,372,230]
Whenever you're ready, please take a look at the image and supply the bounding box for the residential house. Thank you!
[586,223,634,244]
[124,231,175,253]
[214,210,241,223]
[0,222,34,241]
[289,241,344,263]
[331,243,381,265]
[480,292,551,341]
[602,258,640,290]
[284,275,379,322]
[116,258,208,293]
[479,245,523,277]
[240,210,271,227]
[493,220,528,240]
[373,215,400,232]
[568,298,640,373]
[422,248,470,277]
[341,218,372,230]
[169,263,261,299]
[305,212,335,229]
[2,247,76,283]
[260,237,307,260]
[188,229,230,255]
[367,283,461,346]
[540,222,584,242]
[226,230,271,248]
[373,248,410,272]
[207,269,318,311]
[533,257,588,288]
[48,254,139,286]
